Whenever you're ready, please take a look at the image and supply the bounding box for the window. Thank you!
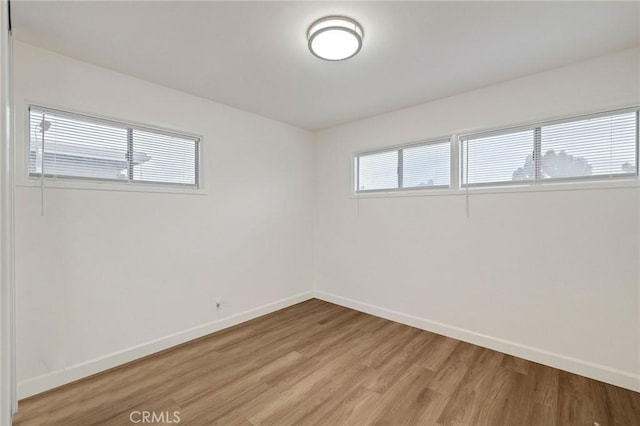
[460,109,638,187]
[28,106,199,187]
[355,139,450,192]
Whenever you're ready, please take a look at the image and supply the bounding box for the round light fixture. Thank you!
[307,16,363,61]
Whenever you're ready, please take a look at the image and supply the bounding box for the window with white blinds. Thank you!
[355,139,450,192]
[460,109,638,187]
[28,106,199,187]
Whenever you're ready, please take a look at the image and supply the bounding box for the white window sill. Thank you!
[16,177,208,196]
[350,177,640,199]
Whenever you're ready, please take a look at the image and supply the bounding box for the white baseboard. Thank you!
[313,290,640,393]
[17,291,314,399]
[18,289,640,399]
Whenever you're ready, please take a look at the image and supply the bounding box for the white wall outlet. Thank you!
[215,297,221,309]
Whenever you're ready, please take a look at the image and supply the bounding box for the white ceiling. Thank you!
[11,1,640,130]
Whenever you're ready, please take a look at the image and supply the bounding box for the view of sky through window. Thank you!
[29,108,198,186]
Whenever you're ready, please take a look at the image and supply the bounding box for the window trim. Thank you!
[353,136,452,194]
[459,106,640,188]
[26,104,202,189]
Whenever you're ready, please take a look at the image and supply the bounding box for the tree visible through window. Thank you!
[462,110,637,186]
[512,150,592,181]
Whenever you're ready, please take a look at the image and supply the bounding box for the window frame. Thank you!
[353,137,452,194]
[26,104,202,189]
[459,107,640,188]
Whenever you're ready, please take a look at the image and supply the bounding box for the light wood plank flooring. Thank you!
[13,299,640,425]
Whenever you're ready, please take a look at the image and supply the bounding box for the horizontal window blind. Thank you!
[29,108,129,181]
[357,150,398,191]
[28,106,199,187]
[132,129,198,185]
[461,109,638,187]
[461,130,534,186]
[402,142,450,188]
[540,112,636,179]
[355,139,450,192]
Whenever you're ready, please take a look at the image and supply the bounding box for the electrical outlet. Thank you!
[215,297,221,309]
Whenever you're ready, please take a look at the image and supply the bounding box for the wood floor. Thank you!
[13,299,640,426]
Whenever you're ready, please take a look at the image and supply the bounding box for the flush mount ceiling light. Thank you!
[307,16,363,61]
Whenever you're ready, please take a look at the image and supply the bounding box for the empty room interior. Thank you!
[0,1,639,425]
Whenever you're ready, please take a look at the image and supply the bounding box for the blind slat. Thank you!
[462,110,638,186]
[29,107,199,187]
[356,139,451,192]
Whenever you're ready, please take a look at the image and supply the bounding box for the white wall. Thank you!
[13,40,640,399]
[313,48,640,391]
[14,42,314,397]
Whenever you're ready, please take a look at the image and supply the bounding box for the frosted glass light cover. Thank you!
[308,16,363,61]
